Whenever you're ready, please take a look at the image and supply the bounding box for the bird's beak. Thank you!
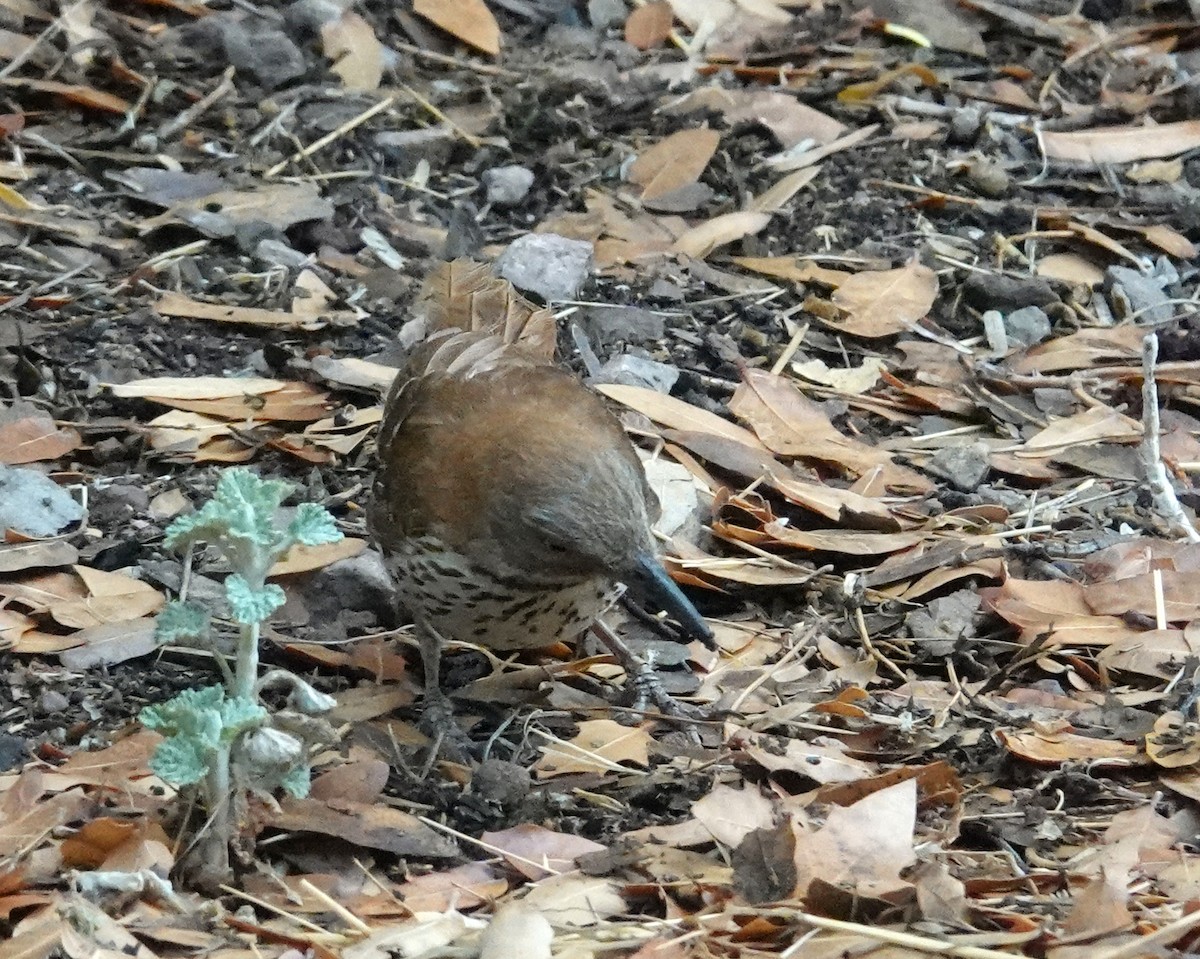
[628,554,715,648]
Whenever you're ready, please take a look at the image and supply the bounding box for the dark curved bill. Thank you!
[628,554,715,648]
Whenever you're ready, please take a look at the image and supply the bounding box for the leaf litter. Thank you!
[6,0,1200,956]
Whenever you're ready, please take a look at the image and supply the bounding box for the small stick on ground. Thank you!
[1140,332,1200,542]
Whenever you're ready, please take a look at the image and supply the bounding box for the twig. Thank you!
[391,40,522,77]
[793,912,1032,959]
[397,82,481,148]
[1091,905,1200,959]
[158,66,236,140]
[265,96,396,177]
[1139,333,1200,542]
[0,0,88,80]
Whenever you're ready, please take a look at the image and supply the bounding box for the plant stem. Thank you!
[235,619,260,700]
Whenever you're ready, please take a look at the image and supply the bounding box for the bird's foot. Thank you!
[627,662,708,724]
[417,689,475,764]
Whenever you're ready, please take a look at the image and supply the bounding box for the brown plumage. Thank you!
[368,318,712,715]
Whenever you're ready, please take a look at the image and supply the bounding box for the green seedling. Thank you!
[139,468,341,883]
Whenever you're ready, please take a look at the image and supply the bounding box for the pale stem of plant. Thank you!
[1140,333,1200,543]
[235,618,261,701]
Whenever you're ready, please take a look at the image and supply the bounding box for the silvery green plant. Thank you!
[139,469,341,881]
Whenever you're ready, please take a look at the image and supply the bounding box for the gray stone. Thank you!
[1004,305,1052,346]
[589,354,679,393]
[0,734,26,771]
[495,233,594,303]
[962,273,1058,313]
[302,548,396,624]
[255,238,310,269]
[1106,265,1172,324]
[39,689,70,714]
[0,465,85,537]
[588,0,626,28]
[482,165,534,206]
[581,305,666,346]
[374,127,455,174]
[221,23,306,90]
[924,442,991,492]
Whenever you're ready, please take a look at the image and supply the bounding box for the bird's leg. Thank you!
[590,619,706,727]
[414,620,474,760]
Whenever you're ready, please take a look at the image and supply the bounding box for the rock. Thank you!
[0,465,85,537]
[962,273,1058,313]
[588,0,626,28]
[255,238,310,269]
[1106,265,1172,324]
[925,442,991,492]
[495,233,594,302]
[301,548,396,625]
[469,758,531,809]
[1004,305,1052,346]
[283,0,343,36]
[0,734,26,772]
[580,305,666,346]
[374,126,456,174]
[589,354,679,392]
[89,484,150,526]
[39,689,70,714]
[219,19,307,90]
[482,165,535,206]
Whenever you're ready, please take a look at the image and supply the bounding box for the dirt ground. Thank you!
[5,0,1200,955]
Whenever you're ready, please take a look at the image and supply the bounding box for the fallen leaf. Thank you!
[413,0,500,55]
[625,1,674,49]
[0,415,81,464]
[673,211,771,259]
[628,128,720,202]
[322,11,383,91]
[533,719,651,778]
[827,260,939,337]
[1042,120,1200,165]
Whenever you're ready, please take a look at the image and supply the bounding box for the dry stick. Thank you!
[1140,333,1200,542]
[792,913,1031,959]
[1091,906,1200,959]
[397,82,481,149]
[158,65,236,140]
[265,96,396,177]
[0,0,87,80]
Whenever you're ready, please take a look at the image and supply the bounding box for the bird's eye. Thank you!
[546,542,568,554]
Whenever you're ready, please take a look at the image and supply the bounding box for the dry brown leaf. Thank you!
[57,617,159,669]
[268,538,366,577]
[0,415,81,465]
[747,165,819,213]
[672,210,771,259]
[533,719,651,778]
[155,291,334,331]
[479,824,606,881]
[1016,406,1140,457]
[691,783,776,847]
[49,566,164,630]
[826,260,939,337]
[996,728,1144,767]
[624,1,674,49]
[0,77,130,113]
[981,578,1142,647]
[393,862,507,913]
[321,11,383,91]
[520,874,625,927]
[597,383,768,449]
[110,375,288,400]
[413,0,500,55]
[271,797,457,857]
[729,369,934,492]
[1034,252,1105,286]
[792,778,917,900]
[1146,711,1200,769]
[628,128,719,202]
[1042,120,1200,165]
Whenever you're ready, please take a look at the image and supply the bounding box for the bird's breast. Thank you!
[390,536,621,650]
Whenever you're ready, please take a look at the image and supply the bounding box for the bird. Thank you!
[367,292,714,731]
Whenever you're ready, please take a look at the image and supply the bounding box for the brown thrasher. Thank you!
[368,265,712,724]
